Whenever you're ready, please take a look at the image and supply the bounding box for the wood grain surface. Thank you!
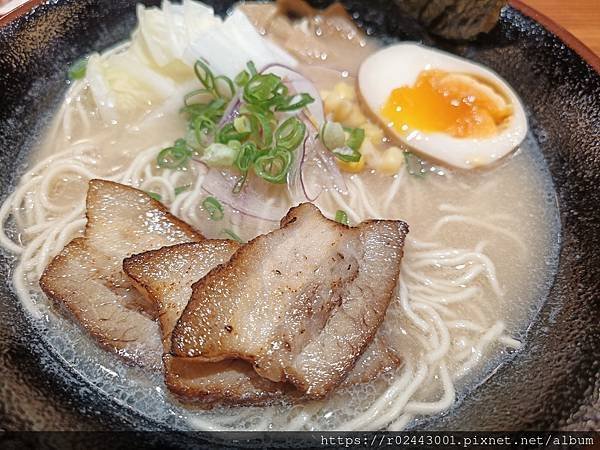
[520,0,600,55]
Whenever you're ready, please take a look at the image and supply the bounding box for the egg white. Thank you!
[358,43,528,169]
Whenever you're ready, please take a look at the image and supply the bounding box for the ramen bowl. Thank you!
[0,0,598,435]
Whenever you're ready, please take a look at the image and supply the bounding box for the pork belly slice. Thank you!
[124,241,295,406]
[172,203,408,398]
[124,240,402,405]
[341,337,401,388]
[40,180,203,369]
[124,241,240,350]
[162,356,293,407]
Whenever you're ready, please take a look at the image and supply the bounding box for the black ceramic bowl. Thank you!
[0,0,598,435]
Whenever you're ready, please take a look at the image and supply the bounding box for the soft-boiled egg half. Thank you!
[358,43,527,169]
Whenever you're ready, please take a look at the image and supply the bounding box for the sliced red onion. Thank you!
[200,165,285,222]
[260,65,347,199]
[302,112,348,194]
[217,92,242,128]
[287,132,320,202]
[261,63,325,123]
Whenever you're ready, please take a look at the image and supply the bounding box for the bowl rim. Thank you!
[1,0,599,73]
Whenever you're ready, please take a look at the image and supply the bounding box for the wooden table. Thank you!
[520,0,600,56]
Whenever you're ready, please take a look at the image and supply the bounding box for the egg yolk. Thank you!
[381,70,512,138]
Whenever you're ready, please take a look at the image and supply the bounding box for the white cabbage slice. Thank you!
[84,0,297,123]
[87,52,177,122]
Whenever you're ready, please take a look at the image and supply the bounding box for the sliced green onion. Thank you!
[233,173,248,194]
[183,101,226,141]
[223,228,243,243]
[146,191,162,202]
[185,127,203,151]
[183,97,227,117]
[184,88,211,106]
[246,61,257,76]
[404,152,427,177]
[194,59,215,92]
[345,127,365,151]
[247,112,274,149]
[174,184,192,196]
[320,121,345,151]
[240,102,274,119]
[335,210,349,225]
[254,149,292,184]
[243,73,285,107]
[214,75,235,100]
[234,62,258,87]
[202,196,224,221]
[227,140,242,152]
[233,116,251,134]
[166,59,320,191]
[216,123,250,144]
[235,142,257,173]
[235,70,250,87]
[191,115,216,145]
[157,139,192,169]
[191,114,216,132]
[333,146,361,163]
[193,60,235,100]
[275,117,306,151]
[68,57,88,80]
[275,93,315,112]
[200,143,239,167]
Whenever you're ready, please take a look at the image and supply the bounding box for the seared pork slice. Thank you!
[124,241,240,349]
[340,337,401,388]
[40,238,162,367]
[84,180,202,275]
[124,241,289,407]
[163,356,293,407]
[172,203,408,398]
[124,241,402,405]
[40,180,203,369]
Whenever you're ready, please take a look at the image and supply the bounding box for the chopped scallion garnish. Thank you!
[202,196,224,221]
[320,122,364,163]
[146,192,162,202]
[276,92,315,111]
[321,121,346,151]
[345,127,365,152]
[235,142,257,173]
[223,228,243,243]
[214,75,235,100]
[159,59,314,194]
[68,57,88,80]
[174,184,192,196]
[235,70,250,87]
[193,59,211,84]
[335,210,349,225]
[333,146,361,163]
[217,122,250,144]
[200,143,239,167]
[254,149,292,184]
[247,61,257,76]
[157,139,192,169]
[275,117,306,152]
